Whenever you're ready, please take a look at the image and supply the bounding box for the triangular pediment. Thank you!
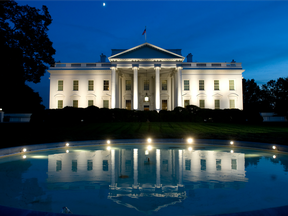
[108,43,184,62]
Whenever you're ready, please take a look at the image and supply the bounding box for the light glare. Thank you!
[188,147,192,151]
[230,141,234,145]
[107,140,111,144]
[272,146,276,150]
[187,138,193,144]
[107,146,111,150]
[66,143,69,146]
[23,148,27,152]
[147,138,152,143]
[147,145,152,150]
[230,150,234,153]
[66,150,69,153]
[273,155,276,159]
[145,150,149,155]
[103,2,105,6]
[23,155,26,159]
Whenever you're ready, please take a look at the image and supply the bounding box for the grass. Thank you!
[1,122,288,149]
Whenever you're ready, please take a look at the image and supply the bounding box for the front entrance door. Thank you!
[144,105,149,111]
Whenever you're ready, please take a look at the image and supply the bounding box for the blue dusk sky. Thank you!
[17,0,288,109]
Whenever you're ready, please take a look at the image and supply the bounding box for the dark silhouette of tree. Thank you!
[0,0,55,112]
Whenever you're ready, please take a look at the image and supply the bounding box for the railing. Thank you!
[52,62,242,68]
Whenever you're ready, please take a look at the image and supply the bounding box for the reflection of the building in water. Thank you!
[47,149,247,212]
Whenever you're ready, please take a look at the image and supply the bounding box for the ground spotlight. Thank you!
[66,150,69,153]
[22,148,27,152]
[187,138,193,144]
[230,141,234,145]
[188,147,193,151]
[147,145,152,150]
[107,140,111,144]
[273,155,276,159]
[147,138,152,143]
[107,146,111,150]
[66,143,69,147]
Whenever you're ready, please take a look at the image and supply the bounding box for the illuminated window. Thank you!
[231,159,237,170]
[87,160,93,171]
[199,80,204,90]
[229,80,235,90]
[73,100,78,108]
[199,100,205,109]
[144,80,149,91]
[162,100,167,110]
[126,100,131,110]
[103,100,109,108]
[216,159,221,171]
[162,80,167,90]
[184,100,190,108]
[58,80,63,91]
[214,80,219,90]
[103,160,108,171]
[72,160,77,172]
[230,99,235,109]
[73,80,78,91]
[88,100,93,107]
[126,80,131,91]
[56,160,62,172]
[184,80,189,91]
[185,159,191,171]
[88,80,94,91]
[58,100,63,109]
[215,100,220,109]
[103,80,109,91]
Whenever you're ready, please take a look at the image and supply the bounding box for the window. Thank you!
[201,159,206,171]
[73,100,78,108]
[185,160,191,171]
[103,80,109,91]
[216,159,221,171]
[230,99,235,109]
[88,100,93,107]
[214,80,219,90]
[88,80,94,91]
[162,100,167,110]
[162,80,167,91]
[199,100,205,109]
[58,80,63,91]
[73,80,78,91]
[126,100,131,110]
[229,80,235,90]
[103,160,108,171]
[144,80,149,90]
[103,100,109,108]
[199,80,204,90]
[231,159,237,170]
[184,80,189,91]
[58,100,63,109]
[184,100,190,108]
[72,160,77,172]
[215,100,220,109]
[87,160,93,171]
[126,80,131,91]
[56,160,62,172]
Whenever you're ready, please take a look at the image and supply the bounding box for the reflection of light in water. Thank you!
[31,155,47,159]
[230,150,234,153]
[107,146,111,150]
[66,143,69,146]
[188,147,192,151]
[273,155,276,159]
[22,155,26,159]
[147,138,152,143]
[230,141,234,145]
[187,138,193,144]
[66,150,69,153]
[147,145,152,150]
[145,150,149,155]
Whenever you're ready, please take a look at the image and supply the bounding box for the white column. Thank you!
[171,74,174,109]
[133,67,138,110]
[111,67,116,109]
[133,149,139,189]
[177,67,182,107]
[155,67,160,111]
[156,149,161,188]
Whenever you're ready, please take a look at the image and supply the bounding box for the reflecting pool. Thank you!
[0,144,288,215]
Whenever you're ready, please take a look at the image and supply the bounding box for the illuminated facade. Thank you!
[48,43,244,110]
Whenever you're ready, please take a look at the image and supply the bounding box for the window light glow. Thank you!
[66,143,69,147]
[22,155,26,159]
[107,146,111,150]
[187,138,193,144]
[107,140,111,144]
[272,146,276,150]
[230,141,234,145]
[188,147,193,151]
[147,138,152,143]
[23,148,27,152]
[147,145,152,150]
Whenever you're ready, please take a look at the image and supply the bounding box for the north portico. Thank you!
[48,43,244,110]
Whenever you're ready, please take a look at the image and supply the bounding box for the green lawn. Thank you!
[1,122,287,148]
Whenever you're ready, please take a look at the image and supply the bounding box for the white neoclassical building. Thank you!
[48,43,244,110]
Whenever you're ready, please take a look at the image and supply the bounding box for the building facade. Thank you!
[48,43,244,110]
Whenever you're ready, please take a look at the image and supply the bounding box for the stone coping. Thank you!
[0,139,288,216]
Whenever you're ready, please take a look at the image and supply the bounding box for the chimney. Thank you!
[187,53,193,62]
[231,59,236,63]
[100,53,106,62]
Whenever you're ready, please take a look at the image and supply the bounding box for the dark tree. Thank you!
[0,0,55,112]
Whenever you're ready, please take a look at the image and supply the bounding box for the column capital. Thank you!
[110,66,116,70]
[177,66,183,70]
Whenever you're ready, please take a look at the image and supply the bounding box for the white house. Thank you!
[48,43,244,111]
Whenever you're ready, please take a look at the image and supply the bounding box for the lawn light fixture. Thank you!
[107,146,111,150]
[272,146,276,150]
[22,148,27,152]
[107,140,111,144]
[66,150,69,153]
[147,138,152,143]
[230,141,234,145]
[147,145,152,151]
[188,147,193,151]
[187,138,193,144]
[273,155,276,159]
[22,155,26,159]
[66,143,69,147]
[230,150,234,153]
